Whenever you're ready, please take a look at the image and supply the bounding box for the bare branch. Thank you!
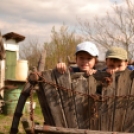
[78,0,134,59]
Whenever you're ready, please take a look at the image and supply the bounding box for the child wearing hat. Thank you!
[56,41,99,75]
[104,46,131,73]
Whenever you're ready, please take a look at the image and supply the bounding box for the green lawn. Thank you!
[0,93,44,134]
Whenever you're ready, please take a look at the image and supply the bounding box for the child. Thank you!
[56,41,99,75]
[104,46,130,73]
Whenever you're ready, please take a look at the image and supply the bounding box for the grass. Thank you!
[0,93,44,134]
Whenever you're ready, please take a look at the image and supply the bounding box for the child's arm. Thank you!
[85,69,97,76]
[56,62,67,74]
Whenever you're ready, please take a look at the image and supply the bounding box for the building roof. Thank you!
[2,32,25,42]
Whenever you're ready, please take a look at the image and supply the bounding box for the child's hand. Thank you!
[106,69,115,75]
[85,69,97,76]
[56,62,67,74]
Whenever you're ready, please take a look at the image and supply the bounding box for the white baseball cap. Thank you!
[76,41,99,56]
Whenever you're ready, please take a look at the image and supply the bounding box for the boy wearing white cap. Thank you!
[56,41,99,75]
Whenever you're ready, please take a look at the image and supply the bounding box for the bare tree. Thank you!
[78,0,134,60]
[19,25,83,70]
[19,38,44,69]
[44,25,83,69]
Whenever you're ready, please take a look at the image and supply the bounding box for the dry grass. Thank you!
[0,114,24,134]
[0,94,44,134]
[0,114,44,134]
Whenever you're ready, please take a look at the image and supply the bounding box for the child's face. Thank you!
[76,51,96,71]
[106,58,128,72]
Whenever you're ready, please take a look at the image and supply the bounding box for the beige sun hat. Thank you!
[106,46,127,60]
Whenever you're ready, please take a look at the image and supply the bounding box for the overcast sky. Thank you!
[0,0,124,45]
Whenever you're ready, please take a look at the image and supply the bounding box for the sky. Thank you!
[0,0,124,46]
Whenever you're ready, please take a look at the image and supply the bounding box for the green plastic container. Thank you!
[4,89,24,115]
[5,51,17,80]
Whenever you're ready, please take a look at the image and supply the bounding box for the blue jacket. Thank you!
[127,65,134,70]
[102,65,134,71]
